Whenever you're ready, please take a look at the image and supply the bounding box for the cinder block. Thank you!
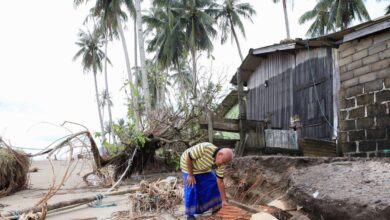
[340,65,348,73]
[340,119,356,130]
[379,48,390,59]
[345,85,363,98]
[341,141,357,153]
[340,110,348,120]
[349,106,365,118]
[340,46,356,58]
[357,117,375,129]
[374,31,390,44]
[347,60,363,71]
[376,90,390,103]
[367,129,386,139]
[339,131,348,142]
[356,37,373,51]
[378,140,390,150]
[340,98,356,109]
[353,65,371,77]
[353,49,368,61]
[367,103,387,117]
[371,58,390,71]
[377,67,390,79]
[364,79,384,93]
[359,72,378,84]
[356,93,374,105]
[368,41,387,55]
[385,78,390,88]
[363,54,379,65]
[343,77,359,88]
[377,116,390,127]
[340,71,354,82]
[339,41,352,51]
[339,56,353,67]
[359,141,377,152]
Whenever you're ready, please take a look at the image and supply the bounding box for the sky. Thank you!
[0,1,388,153]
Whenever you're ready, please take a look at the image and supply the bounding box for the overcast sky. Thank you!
[0,1,387,152]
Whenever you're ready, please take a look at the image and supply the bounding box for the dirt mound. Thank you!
[290,161,390,220]
[225,156,390,220]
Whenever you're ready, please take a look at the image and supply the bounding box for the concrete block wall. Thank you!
[338,30,390,154]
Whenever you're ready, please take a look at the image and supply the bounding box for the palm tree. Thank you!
[299,0,335,37]
[169,58,192,100]
[135,0,152,115]
[143,5,186,70]
[299,0,370,37]
[272,0,292,39]
[175,0,217,98]
[214,0,256,61]
[73,28,108,138]
[74,0,143,130]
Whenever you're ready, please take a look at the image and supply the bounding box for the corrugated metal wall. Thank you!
[246,47,334,140]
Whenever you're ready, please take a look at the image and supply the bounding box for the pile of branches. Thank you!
[128,178,183,216]
[0,140,30,198]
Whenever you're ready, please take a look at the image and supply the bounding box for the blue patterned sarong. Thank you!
[182,172,222,216]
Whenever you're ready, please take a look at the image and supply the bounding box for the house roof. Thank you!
[230,14,390,85]
[215,90,239,117]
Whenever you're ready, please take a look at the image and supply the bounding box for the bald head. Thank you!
[215,148,234,166]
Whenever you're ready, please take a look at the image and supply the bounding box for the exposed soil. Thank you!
[224,156,390,220]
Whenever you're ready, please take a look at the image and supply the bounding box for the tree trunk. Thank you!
[229,18,244,61]
[190,47,197,98]
[133,19,142,131]
[156,78,160,109]
[104,33,114,143]
[135,0,152,115]
[282,0,291,39]
[93,72,105,140]
[117,18,141,129]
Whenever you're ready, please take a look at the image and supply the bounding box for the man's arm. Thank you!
[186,154,196,186]
[216,177,228,206]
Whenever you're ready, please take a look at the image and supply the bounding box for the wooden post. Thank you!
[235,68,246,156]
[207,109,214,143]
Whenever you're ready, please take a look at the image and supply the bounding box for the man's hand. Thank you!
[222,199,229,207]
[186,175,196,187]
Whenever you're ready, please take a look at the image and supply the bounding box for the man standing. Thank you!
[180,142,233,219]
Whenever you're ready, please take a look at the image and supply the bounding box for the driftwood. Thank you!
[0,186,140,219]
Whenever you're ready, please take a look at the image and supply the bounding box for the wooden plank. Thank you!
[199,118,239,132]
[236,67,247,157]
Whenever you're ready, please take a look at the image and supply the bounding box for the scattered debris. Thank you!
[128,178,183,218]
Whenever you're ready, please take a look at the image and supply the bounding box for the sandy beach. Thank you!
[0,159,184,220]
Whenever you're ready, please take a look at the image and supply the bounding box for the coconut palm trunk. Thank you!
[93,71,105,139]
[190,47,197,98]
[229,18,244,61]
[117,18,141,129]
[135,0,152,115]
[133,19,141,129]
[282,0,291,39]
[103,33,114,143]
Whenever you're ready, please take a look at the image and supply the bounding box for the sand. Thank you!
[0,160,183,220]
